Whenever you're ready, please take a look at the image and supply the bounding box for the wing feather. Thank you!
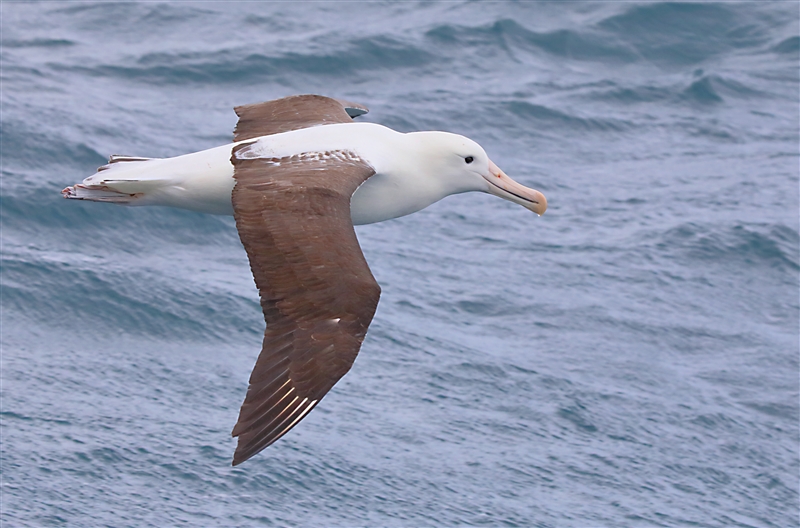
[233,94,369,142]
[230,146,380,466]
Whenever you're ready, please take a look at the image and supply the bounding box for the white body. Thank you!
[78,123,487,225]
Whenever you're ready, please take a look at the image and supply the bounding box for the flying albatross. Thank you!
[62,94,547,466]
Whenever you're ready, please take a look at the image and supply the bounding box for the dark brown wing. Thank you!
[230,145,380,466]
[233,94,369,142]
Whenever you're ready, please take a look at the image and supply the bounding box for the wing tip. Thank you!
[229,399,320,466]
[334,98,369,118]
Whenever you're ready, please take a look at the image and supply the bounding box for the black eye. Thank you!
[465,156,474,164]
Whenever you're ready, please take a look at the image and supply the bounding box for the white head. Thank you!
[408,131,547,216]
[349,128,547,225]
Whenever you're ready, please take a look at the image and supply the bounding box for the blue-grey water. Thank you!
[1,2,798,526]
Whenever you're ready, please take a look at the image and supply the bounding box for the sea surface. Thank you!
[1,2,798,526]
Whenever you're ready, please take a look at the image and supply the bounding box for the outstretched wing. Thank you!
[233,94,369,142]
[230,143,380,466]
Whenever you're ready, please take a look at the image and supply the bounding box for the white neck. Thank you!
[349,128,482,225]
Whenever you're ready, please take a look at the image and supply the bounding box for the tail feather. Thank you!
[97,155,155,172]
[108,155,152,163]
[62,183,142,203]
[64,155,165,204]
[62,144,234,214]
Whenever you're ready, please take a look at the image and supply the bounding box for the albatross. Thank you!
[62,94,547,466]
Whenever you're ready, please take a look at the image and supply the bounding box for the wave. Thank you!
[501,100,634,135]
[596,2,772,67]
[773,36,799,55]
[1,249,261,341]
[2,188,237,242]
[425,19,638,64]
[48,35,434,85]
[685,71,769,103]
[651,222,799,272]
[1,38,76,48]
[33,1,792,94]
[52,1,215,28]
[579,71,771,115]
[425,2,788,70]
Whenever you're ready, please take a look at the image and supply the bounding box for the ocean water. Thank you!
[1,1,798,526]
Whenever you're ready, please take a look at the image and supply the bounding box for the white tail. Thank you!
[62,155,163,205]
[61,143,238,215]
[61,183,139,203]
